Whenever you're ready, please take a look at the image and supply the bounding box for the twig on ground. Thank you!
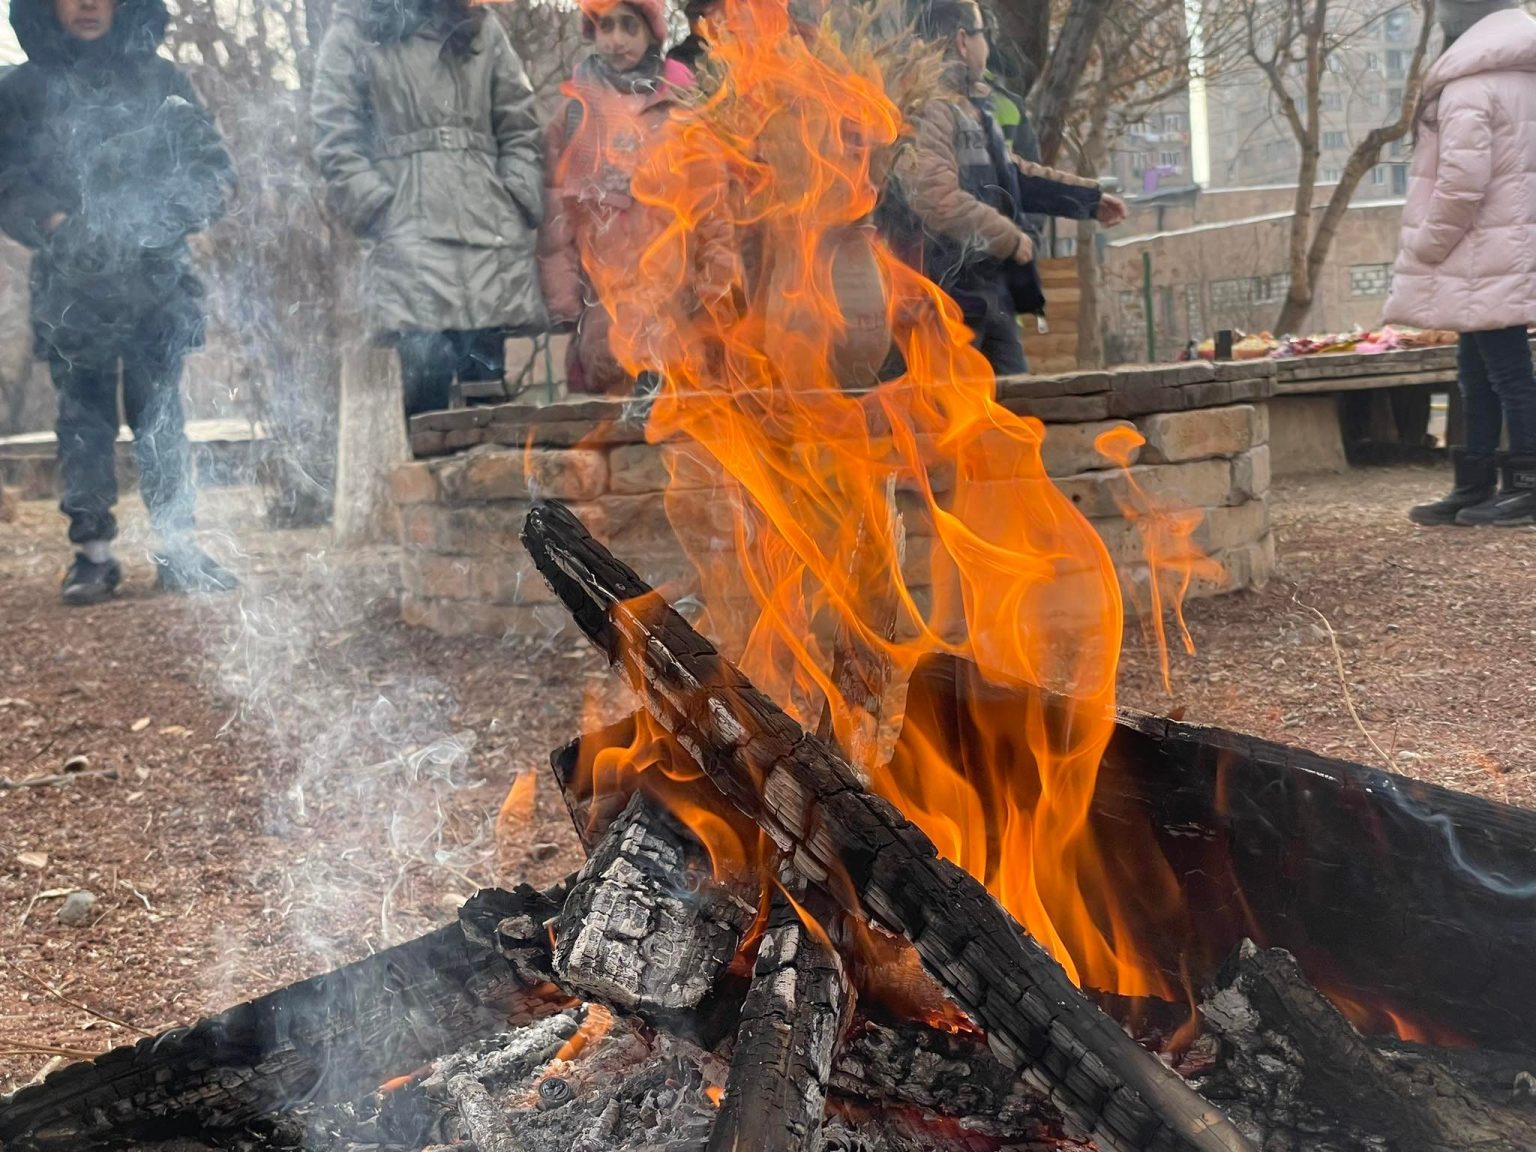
[0,1041,99,1060]
[0,962,156,1038]
[0,769,119,790]
[1296,598,1395,771]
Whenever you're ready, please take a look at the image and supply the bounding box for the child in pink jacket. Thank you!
[538,0,735,395]
[1389,0,1536,527]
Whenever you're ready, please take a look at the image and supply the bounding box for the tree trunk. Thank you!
[332,343,408,547]
[1075,70,1112,368]
[989,0,1051,87]
[1032,0,1116,166]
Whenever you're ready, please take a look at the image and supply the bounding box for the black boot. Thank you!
[1409,449,1497,525]
[1457,455,1536,527]
[61,553,122,605]
[154,544,240,595]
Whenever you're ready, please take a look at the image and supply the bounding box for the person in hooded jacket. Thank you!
[0,0,238,604]
[311,0,546,419]
[1388,0,1536,528]
[884,0,1127,377]
[539,0,736,396]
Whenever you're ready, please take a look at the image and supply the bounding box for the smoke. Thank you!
[1382,782,1536,900]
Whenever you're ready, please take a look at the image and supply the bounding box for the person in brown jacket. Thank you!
[884,0,1126,375]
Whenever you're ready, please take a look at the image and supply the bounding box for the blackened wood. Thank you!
[894,654,1536,1055]
[0,882,570,1151]
[708,894,853,1152]
[832,1018,1047,1136]
[554,793,754,1012]
[520,499,1251,1152]
[551,717,645,851]
[1199,942,1534,1152]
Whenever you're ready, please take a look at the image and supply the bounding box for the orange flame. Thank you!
[1094,426,1224,693]
[553,1003,615,1064]
[560,0,1192,1001]
[705,1083,724,1106]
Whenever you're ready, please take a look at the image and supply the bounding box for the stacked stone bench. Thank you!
[392,361,1276,639]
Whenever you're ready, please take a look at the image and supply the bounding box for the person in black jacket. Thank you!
[0,0,237,603]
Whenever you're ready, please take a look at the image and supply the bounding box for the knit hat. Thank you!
[1438,0,1519,40]
[580,0,669,45]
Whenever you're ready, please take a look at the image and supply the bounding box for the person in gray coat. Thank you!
[311,0,546,417]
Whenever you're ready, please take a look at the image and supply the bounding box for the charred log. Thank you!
[708,893,853,1152]
[554,793,756,1014]
[520,498,1251,1152]
[0,881,572,1151]
[1197,942,1534,1152]
[895,654,1536,1055]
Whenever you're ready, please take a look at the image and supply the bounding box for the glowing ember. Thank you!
[552,1003,615,1065]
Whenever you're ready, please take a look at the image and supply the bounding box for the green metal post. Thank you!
[1142,250,1156,363]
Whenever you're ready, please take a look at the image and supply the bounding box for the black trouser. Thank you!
[395,329,506,418]
[955,283,1029,377]
[1458,326,1536,455]
[51,347,194,546]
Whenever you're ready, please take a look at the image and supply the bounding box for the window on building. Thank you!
[1322,166,1344,182]
[1349,264,1393,297]
[1387,86,1404,108]
[1322,91,1344,111]
[1210,274,1292,311]
[1162,112,1185,132]
[1392,163,1409,195]
[1159,150,1183,168]
[1389,138,1406,159]
[1384,10,1410,41]
[1323,130,1348,150]
[1365,52,1381,72]
[1387,49,1407,78]
[1371,165,1387,185]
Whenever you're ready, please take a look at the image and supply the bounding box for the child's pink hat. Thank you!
[580,0,670,45]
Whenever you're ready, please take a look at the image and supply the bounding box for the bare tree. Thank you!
[988,0,1119,165]
[1203,0,1435,334]
[1057,0,1193,364]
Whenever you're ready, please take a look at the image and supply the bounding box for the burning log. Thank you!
[708,893,853,1152]
[519,498,1251,1152]
[1197,942,1534,1152]
[0,881,571,1151]
[896,654,1536,1055]
[554,792,756,1015]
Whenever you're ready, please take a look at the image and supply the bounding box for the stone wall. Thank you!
[392,362,1277,638]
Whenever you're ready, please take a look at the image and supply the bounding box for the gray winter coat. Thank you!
[310,6,546,336]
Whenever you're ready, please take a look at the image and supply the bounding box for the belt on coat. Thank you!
[379,126,496,159]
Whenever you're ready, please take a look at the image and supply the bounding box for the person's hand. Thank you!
[44,212,67,235]
[1012,232,1035,265]
[1095,193,1128,228]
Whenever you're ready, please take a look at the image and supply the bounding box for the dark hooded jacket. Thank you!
[0,0,233,364]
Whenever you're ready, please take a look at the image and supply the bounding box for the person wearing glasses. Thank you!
[884,0,1126,375]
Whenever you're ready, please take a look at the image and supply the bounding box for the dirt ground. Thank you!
[2,464,1533,1094]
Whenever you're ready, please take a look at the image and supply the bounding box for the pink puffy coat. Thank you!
[1384,9,1536,333]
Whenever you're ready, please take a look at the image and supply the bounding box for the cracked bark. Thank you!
[554,792,755,1013]
[520,498,1252,1152]
[708,893,853,1152]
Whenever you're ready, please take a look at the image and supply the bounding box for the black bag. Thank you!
[975,100,1046,317]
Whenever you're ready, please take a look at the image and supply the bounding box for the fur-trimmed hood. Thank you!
[9,0,169,65]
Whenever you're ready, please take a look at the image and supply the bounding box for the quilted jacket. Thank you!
[1385,9,1536,332]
